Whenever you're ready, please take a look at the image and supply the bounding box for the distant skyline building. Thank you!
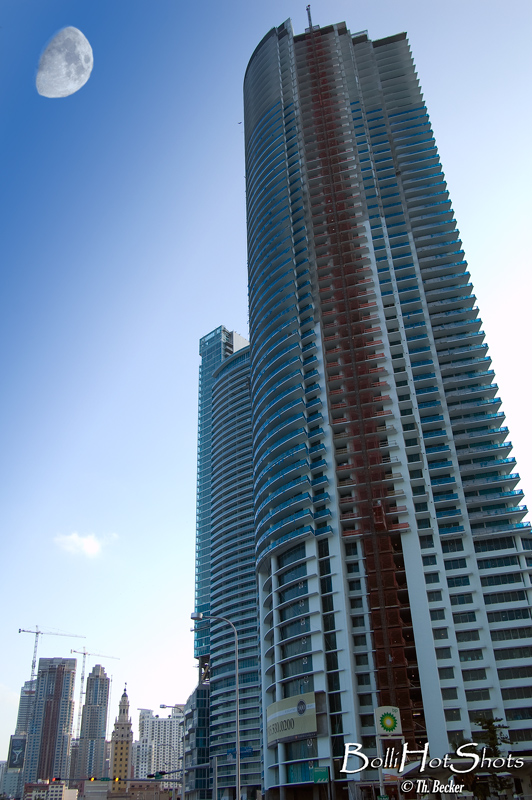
[14,681,37,737]
[244,17,531,798]
[194,326,248,677]
[75,665,109,781]
[110,689,132,793]
[132,705,184,788]
[23,658,76,784]
[1,679,36,798]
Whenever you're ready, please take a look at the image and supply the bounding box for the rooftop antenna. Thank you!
[306,5,313,29]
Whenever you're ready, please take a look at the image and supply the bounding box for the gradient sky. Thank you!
[0,0,531,759]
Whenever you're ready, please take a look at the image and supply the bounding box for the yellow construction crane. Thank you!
[71,648,119,739]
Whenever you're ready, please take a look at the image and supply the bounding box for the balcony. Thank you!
[462,473,520,490]
[436,508,462,519]
[428,459,453,472]
[471,522,531,537]
[464,489,524,506]
[453,424,508,442]
[459,457,516,475]
[433,493,458,503]
[445,383,499,402]
[468,505,528,522]
[443,370,496,390]
[457,441,512,459]
[431,476,457,487]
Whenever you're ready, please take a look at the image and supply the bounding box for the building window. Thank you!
[442,539,464,554]
[459,650,483,662]
[448,575,470,588]
[465,689,490,702]
[462,669,486,682]
[444,709,461,722]
[453,611,476,624]
[456,630,480,643]
[441,688,458,700]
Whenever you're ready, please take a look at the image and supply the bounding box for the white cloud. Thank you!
[54,531,103,558]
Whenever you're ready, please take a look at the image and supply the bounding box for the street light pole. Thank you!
[191,612,240,800]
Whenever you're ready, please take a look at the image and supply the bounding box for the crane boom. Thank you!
[18,627,86,742]
[70,648,119,739]
[19,627,86,681]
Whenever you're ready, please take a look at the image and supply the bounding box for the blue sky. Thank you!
[0,0,531,757]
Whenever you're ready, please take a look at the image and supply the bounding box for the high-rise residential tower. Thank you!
[209,345,261,796]
[244,18,531,798]
[190,328,261,800]
[23,658,76,784]
[133,705,184,787]
[76,665,109,780]
[1,680,36,798]
[194,326,248,677]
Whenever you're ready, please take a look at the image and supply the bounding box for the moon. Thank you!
[36,27,93,98]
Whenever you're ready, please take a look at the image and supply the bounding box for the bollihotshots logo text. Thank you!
[340,741,524,775]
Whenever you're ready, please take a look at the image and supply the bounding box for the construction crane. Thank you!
[19,626,86,736]
[71,648,119,739]
[19,627,86,684]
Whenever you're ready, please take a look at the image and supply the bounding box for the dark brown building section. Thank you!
[37,664,66,780]
[298,25,426,746]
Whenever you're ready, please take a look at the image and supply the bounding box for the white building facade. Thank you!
[132,706,184,789]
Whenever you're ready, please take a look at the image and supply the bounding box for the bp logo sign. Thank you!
[374,706,402,736]
[379,712,398,732]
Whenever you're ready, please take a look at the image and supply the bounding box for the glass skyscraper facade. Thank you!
[190,326,255,800]
[195,326,243,670]
[76,664,109,780]
[209,346,261,796]
[244,18,531,799]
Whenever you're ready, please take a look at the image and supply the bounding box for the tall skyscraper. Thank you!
[1,680,36,798]
[23,658,76,784]
[244,18,531,798]
[194,326,248,676]
[190,328,260,799]
[76,665,109,780]
[110,688,133,792]
[209,345,261,796]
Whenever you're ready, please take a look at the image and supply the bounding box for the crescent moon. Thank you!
[36,27,93,98]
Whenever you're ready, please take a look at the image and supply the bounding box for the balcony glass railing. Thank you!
[431,476,457,486]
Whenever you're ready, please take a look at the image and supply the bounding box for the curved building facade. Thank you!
[245,18,531,800]
[210,346,261,797]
